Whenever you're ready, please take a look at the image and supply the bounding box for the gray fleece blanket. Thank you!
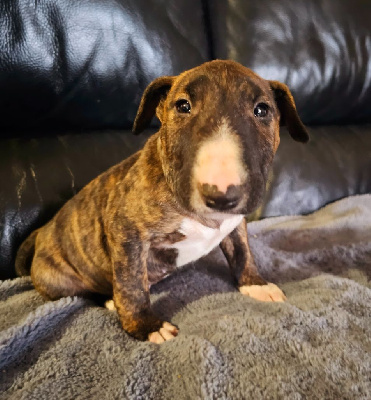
[1,195,370,400]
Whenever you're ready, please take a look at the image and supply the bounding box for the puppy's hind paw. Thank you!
[105,299,117,311]
[239,282,286,302]
[148,322,179,344]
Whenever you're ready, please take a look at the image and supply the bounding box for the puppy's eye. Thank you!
[175,99,191,113]
[254,103,269,118]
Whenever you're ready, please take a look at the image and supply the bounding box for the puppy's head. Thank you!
[133,60,309,217]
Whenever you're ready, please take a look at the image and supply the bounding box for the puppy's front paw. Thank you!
[148,322,179,344]
[239,283,286,302]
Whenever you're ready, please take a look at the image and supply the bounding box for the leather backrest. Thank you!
[0,0,209,134]
[209,0,371,125]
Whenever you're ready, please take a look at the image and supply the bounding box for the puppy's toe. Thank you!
[148,331,165,344]
[239,283,286,302]
[105,299,117,311]
[148,322,179,344]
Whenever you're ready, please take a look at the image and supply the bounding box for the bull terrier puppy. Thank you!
[16,60,309,343]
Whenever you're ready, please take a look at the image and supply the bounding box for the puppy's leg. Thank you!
[220,220,286,302]
[110,234,178,343]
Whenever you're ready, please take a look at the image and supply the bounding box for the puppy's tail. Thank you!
[15,230,39,276]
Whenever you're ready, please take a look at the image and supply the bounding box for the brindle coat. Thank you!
[16,60,309,342]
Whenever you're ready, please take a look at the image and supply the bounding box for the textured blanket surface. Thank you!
[1,195,370,400]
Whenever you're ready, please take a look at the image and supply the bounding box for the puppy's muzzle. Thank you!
[199,183,243,211]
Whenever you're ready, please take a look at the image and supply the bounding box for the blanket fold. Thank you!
[1,195,370,399]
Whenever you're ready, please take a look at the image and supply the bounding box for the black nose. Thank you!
[200,184,242,211]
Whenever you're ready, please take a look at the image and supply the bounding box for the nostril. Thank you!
[205,195,239,210]
[205,198,216,208]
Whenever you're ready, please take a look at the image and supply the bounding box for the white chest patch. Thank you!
[168,215,244,267]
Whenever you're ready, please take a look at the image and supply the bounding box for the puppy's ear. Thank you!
[269,81,309,143]
[132,76,175,135]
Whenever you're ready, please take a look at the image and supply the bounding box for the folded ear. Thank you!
[269,81,309,143]
[132,76,175,135]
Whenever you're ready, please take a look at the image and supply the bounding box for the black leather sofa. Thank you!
[1,0,371,280]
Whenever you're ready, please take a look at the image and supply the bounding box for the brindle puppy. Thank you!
[16,60,309,343]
